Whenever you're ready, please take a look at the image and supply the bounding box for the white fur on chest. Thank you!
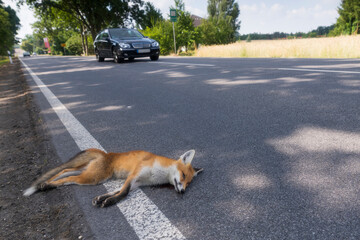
[136,162,175,186]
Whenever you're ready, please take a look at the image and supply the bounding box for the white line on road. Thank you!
[20,59,186,240]
[278,68,360,74]
[153,61,215,67]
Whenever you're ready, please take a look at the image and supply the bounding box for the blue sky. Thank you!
[149,0,340,34]
[4,0,340,39]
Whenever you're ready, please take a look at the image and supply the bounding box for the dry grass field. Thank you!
[195,35,360,58]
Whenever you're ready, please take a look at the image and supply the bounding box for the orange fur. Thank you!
[24,148,203,207]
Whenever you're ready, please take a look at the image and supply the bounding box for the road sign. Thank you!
[170,9,177,22]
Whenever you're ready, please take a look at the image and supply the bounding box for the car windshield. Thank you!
[109,29,144,40]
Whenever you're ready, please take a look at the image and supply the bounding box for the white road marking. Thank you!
[153,61,215,67]
[278,68,360,74]
[20,59,186,240]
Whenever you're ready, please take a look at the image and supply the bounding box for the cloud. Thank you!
[286,4,338,19]
[240,3,284,16]
[146,0,172,18]
[240,4,258,12]
[239,1,339,34]
[270,3,284,13]
[147,0,206,18]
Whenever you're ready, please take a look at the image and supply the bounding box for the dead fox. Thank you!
[24,148,203,207]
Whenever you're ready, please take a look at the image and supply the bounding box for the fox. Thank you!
[23,148,203,208]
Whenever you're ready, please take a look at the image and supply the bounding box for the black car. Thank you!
[94,28,160,63]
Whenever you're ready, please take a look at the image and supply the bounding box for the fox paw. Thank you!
[92,195,117,208]
[38,183,55,191]
[92,196,104,207]
[100,198,117,208]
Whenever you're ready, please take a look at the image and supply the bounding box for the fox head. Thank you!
[171,150,203,194]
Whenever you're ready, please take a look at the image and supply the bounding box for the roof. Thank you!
[190,14,204,27]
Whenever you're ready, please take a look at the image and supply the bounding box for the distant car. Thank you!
[23,52,30,57]
[94,28,160,63]
[32,53,37,56]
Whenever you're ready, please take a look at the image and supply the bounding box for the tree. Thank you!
[137,2,163,29]
[140,0,200,54]
[200,0,240,45]
[20,34,34,53]
[173,5,195,52]
[31,7,79,55]
[0,8,12,55]
[207,0,240,31]
[19,0,145,41]
[331,0,360,35]
[141,20,174,55]
[65,35,82,55]
[170,0,200,52]
[0,1,20,55]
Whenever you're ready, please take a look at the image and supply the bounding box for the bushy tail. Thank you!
[23,149,105,196]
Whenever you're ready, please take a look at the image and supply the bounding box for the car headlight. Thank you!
[119,43,131,49]
[151,41,159,47]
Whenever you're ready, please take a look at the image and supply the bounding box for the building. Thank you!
[190,14,204,27]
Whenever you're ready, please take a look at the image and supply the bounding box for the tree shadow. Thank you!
[24,57,360,239]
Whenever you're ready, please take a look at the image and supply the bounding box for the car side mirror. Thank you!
[144,36,149,38]
[105,37,110,42]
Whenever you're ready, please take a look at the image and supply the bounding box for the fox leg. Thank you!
[38,168,83,191]
[39,158,111,191]
[92,176,135,208]
[39,170,110,191]
[46,167,83,182]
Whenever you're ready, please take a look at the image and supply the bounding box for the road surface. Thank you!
[21,56,360,240]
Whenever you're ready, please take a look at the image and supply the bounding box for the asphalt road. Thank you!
[21,56,360,240]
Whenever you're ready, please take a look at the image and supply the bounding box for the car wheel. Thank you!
[113,49,124,63]
[150,55,159,61]
[96,51,104,62]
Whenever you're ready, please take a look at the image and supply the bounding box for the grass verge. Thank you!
[0,56,10,66]
[195,35,360,58]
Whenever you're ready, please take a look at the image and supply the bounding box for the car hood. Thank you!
[116,38,154,44]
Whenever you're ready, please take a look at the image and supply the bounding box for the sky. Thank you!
[3,0,340,40]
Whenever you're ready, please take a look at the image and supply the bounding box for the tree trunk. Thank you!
[80,24,86,56]
[84,30,89,56]
[354,22,359,35]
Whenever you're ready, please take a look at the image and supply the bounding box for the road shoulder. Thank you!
[0,58,92,239]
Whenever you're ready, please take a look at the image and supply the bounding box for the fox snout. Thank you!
[174,178,185,194]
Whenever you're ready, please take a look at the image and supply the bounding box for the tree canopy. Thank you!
[331,0,360,35]
[0,1,20,55]
[20,0,146,41]
[200,0,240,45]
[19,0,165,55]
[18,0,244,56]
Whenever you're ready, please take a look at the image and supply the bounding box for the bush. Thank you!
[141,20,174,55]
[65,35,82,55]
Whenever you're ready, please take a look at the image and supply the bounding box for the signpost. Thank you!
[61,43,66,55]
[7,50,13,64]
[170,9,177,54]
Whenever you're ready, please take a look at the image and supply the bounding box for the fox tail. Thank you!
[23,149,104,196]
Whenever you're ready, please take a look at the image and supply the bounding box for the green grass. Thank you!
[0,56,10,66]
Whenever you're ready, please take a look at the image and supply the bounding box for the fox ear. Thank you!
[179,149,195,165]
[193,167,203,177]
